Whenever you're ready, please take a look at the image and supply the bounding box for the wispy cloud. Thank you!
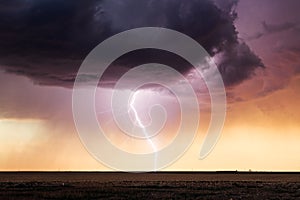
[247,21,300,40]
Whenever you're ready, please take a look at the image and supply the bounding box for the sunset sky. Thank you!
[0,0,299,171]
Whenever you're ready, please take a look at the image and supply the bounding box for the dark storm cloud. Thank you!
[217,43,264,86]
[213,0,238,14]
[0,0,263,87]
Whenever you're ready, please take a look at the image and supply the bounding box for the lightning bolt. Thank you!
[129,91,157,170]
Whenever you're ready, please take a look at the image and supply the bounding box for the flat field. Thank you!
[0,172,299,199]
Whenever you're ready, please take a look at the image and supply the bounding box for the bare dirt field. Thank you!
[0,172,299,199]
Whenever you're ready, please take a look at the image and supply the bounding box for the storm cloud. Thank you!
[0,0,264,87]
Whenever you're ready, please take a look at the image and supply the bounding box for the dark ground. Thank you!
[0,172,299,199]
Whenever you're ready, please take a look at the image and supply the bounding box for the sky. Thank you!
[0,0,299,171]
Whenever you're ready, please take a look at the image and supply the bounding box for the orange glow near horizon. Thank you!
[0,74,299,171]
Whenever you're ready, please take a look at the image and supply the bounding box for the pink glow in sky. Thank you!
[0,0,299,171]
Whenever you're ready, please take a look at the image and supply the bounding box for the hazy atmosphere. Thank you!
[0,0,299,171]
